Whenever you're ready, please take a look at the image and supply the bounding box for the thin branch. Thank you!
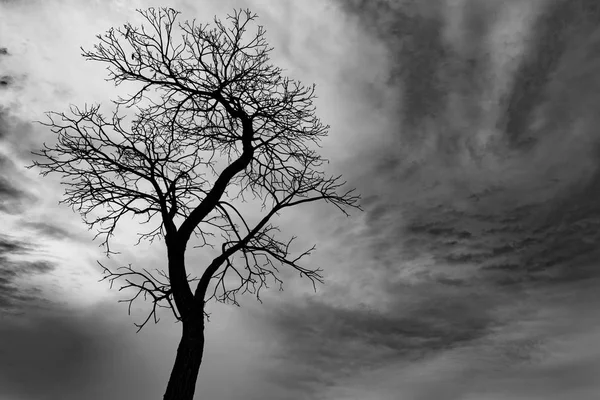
[32,7,361,330]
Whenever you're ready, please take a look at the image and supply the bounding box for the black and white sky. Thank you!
[2,0,600,399]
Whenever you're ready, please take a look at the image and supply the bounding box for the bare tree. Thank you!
[31,8,360,400]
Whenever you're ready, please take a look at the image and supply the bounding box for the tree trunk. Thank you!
[163,318,205,400]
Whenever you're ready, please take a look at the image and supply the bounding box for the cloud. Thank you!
[262,287,496,393]
[0,303,171,400]
[0,233,56,311]
[246,0,600,398]
[22,221,77,241]
[0,155,31,214]
[331,0,600,296]
[500,0,600,147]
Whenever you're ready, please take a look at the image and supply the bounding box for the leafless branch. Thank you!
[99,261,204,331]
[32,7,361,329]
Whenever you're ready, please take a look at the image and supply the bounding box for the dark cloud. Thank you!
[338,0,600,289]
[0,173,29,214]
[0,174,22,199]
[24,220,77,241]
[0,233,56,311]
[0,110,37,212]
[0,95,58,311]
[308,1,600,392]
[401,186,600,290]
[0,45,11,87]
[383,9,448,130]
[337,0,500,156]
[0,107,8,139]
[265,284,499,395]
[337,0,447,131]
[0,233,28,253]
[499,0,600,149]
[0,305,167,400]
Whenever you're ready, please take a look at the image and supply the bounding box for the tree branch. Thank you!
[32,7,361,330]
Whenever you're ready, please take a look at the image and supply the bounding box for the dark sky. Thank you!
[1,0,600,399]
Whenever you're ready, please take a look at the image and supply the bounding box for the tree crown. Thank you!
[31,8,360,329]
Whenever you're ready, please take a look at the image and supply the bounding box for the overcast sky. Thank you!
[1,0,600,399]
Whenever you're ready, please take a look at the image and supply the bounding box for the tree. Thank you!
[30,7,360,400]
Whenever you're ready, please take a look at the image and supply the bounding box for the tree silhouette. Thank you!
[30,7,360,400]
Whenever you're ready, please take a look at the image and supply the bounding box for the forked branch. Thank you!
[99,261,200,331]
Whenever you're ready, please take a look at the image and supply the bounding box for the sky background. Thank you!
[1,0,600,399]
